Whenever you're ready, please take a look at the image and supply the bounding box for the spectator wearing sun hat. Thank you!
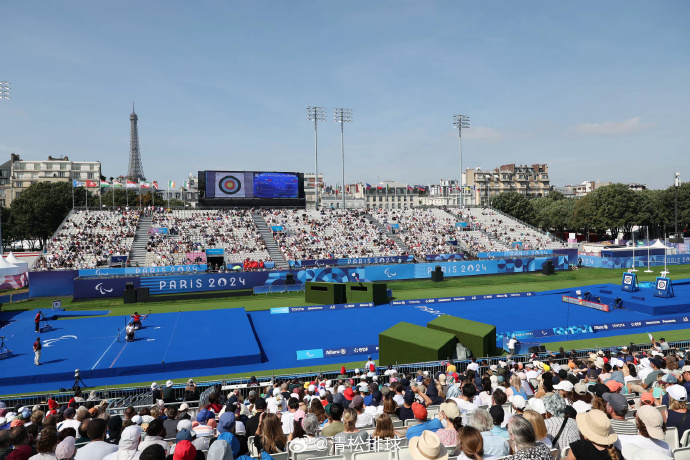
[665,384,690,436]
[569,409,622,459]
[192,410,214,437]
[615,405,672,457]
[55,436,76,460]
[409,431,448,460]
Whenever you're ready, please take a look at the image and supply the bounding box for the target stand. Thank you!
[653,277,674,299]
[0,337,12,360]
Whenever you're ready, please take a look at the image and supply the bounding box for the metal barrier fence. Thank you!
[2,338,687,410]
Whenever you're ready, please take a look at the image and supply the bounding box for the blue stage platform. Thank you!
[0,308,261,389]
[1,279,689,395]
[579,280,690,316]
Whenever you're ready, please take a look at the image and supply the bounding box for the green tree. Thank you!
[586,183,641,238]
[489,192,534,223]
[10,182,95,249]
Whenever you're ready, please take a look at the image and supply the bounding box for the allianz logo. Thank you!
[325,350,343,355]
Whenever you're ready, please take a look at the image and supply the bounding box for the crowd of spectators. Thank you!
[261,209,402,261]
[33,210,140,270]
[460,209,567,255]
[368,209,460,259]
[145,210,271,267]
[2,340,688,460]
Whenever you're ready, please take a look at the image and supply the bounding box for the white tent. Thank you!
[0,256,19,276]
[5,252,28,273]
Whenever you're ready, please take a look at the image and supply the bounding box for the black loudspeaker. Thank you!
[135,287,149,301]
[285,273,295,285]
[125,282,135,291]
[539,346,546,352]
[542,260,555,275]
[529,346,540,354]
[431,266,444,282]
[123,289,137,304]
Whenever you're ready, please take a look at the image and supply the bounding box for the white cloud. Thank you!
[464,126,503,142]
[570,116,654,136]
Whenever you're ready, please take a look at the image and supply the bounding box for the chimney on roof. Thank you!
[10,153,20,162]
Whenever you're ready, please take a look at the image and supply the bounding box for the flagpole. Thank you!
[113,184,115,209]
[167,182,170,209]
[85,186,88,210]
[99,183,102,209]
[126,183,129,208]
[72,181,75,209]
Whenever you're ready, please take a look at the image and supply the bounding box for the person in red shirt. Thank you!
[35,311,42,333]
[131,312,142,329]
[33,337,42,366]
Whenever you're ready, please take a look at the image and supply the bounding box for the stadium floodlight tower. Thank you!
[0,81,10,100]
[307,106,326,209]
[453,114,470,207]
[334,108,352,210]
[675,172,681,240]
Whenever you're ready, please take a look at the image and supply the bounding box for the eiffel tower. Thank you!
[127,103,146,180]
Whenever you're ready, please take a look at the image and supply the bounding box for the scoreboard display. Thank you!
[199,171,305,207]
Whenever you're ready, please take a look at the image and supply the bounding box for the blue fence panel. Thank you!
[253,286,270,295]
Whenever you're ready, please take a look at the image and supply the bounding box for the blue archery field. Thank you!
[0,280,688,395]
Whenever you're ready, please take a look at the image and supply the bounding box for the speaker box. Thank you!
[125,282,134,291]
[539,345,546,352]
[529,346,541,354]
[285,273,295,285]
[542,260,555,275]
[431,266,444,282]
[123,289,137,304]
[135,287,149,302]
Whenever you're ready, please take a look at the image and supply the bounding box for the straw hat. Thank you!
[576,409,618,446]
[409,431,448,460]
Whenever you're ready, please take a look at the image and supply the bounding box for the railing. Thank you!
[3,338,684,406]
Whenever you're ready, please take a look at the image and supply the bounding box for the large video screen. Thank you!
[204,171,302,199]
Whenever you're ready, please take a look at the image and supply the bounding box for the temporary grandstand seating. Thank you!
[261,209,402,260]
[368,208,460,259]
[458,207,568,255]
[32,209,140,270]
[145,209,271,266]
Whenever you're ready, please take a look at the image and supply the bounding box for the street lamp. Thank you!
[675,172,681,240]
[453,114,470,207]
[0,82,9,100]
[307,107,326,209]
[334,108,352,210]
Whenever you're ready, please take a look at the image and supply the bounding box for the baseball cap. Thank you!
[255,398,267,410]
[177,419,193,432]
[553,381,574,392]
[166,380,173,387]
[176,428,193,443]
[412,402,427,421]
[380,386,391,396]
[681,365,690,373]
[179,403,189,411]
[667,385,688,402]
[63,407,76,418]
[593,383,610,398]
[343,387,354,401]
[528,398,546,415]
[350,395,364,408]
[404,391,416,405]
[661,374,678,384]
[640,392,655,405]
[511,395,526,410]
[602,393,628,412]
[574,382,588,395]
[637,405,665,440]
[439,402,459,420]
[218,412,235,433]
[605,380,623,392]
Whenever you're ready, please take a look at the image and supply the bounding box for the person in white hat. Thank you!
[409,431,448,460]
[665,384,690,434]
[615,405,672,457]
[569,409,621,459]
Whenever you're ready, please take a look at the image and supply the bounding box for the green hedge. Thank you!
[304,282,346,304]
[427,314,496,357]
[379,322,457,365]
[345,282,388,305]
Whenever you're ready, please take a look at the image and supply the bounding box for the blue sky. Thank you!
[1,1,688,189]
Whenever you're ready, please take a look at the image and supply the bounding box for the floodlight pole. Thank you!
[453,114,470,207]
[307,107,326,209]
[0,82,9,255]
[675,172,681,240]
[334,108,352,210]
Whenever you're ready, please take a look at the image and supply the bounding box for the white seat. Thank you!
[665,426,679,450]
[674,446,690,460]
[681,429,690,448]
[352,451,394,460]
[308,456,345,460]
[550,448,559,459]
[272,453,289,460]
[396,447,414,460]
[294,449,331,460]
[656,405,667,418]
[403,419,419,427]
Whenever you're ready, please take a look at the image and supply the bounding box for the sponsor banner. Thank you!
[148,227,168,235]
[578,254,690,269]
[205,248,224,256]
[296,349,324,360]
[288,302,375,313]
[270,307,290,314]
[478,249,553,259]
[73,277,141,299]
[290,255,414,268]
[140,272,261,295]
[0,273,28,291]
[562,295,610,312]
[425,254,464,261]
[79,265,208,277]
[297,345,379,360]
[497,315,690,341]
[391,292,536,306]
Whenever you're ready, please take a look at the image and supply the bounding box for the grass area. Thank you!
[2,264,689,397]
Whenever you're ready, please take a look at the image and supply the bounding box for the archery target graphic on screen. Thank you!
[218,175,243,195]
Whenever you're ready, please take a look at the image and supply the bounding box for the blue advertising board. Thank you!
[390,291,536,307]
[425,254,464,261]
[205,249,224,256]
[297,344,378,360]
[271,302,375,314]
[290,255,414,268]
[73,277,142,299]
[29,270,78,297]
[579,254,690,269]
[79,264,208,277]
